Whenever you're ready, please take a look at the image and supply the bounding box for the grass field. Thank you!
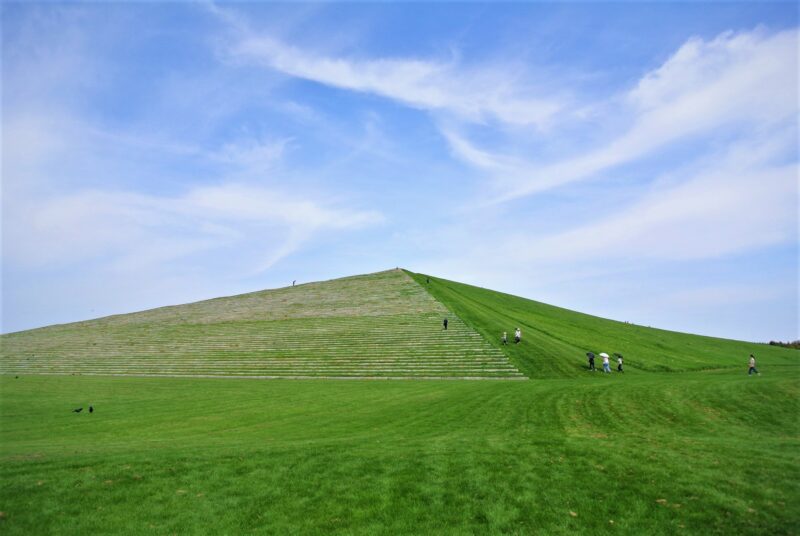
[1,270,798,534]
[1,373,797,535]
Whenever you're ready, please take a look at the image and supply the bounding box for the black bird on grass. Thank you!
[72,407,83,413]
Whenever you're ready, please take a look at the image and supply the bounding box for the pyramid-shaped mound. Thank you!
[1,269,525,380]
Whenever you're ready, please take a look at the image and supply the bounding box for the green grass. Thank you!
[406,270,797,378]
[1,269,798,533]
[1,372,797,534]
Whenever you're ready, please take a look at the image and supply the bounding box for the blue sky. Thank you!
[2,2,798,342]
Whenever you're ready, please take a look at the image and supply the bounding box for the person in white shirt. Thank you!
[501,332,508,345]
[514,328,521,344]
[600,353,611,373]
[748,354,760,376]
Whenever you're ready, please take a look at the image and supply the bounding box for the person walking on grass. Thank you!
[616,353,624,373]
[587,352,596,371]
[748,354,760,376]
[443,318,448,330]
[502,332,508,345]
[514,328,522,344]
[600,352,611,373]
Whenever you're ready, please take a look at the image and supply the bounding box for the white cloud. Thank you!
[530,162,796,262]
[208,137,292,170]
[629,27,794,120]
[445,27,799,202]
[224,32,563,128]
[182,183,382,229]
[440,128,518,170]
[4,184,382,273]
[443,127,797,267]
[2,7,384,282]
[396,121,797,295]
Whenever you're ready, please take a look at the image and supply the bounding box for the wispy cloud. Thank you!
[183,183,381,229]
[208,137,292,171]
[529,159,796,262]
[219,20,563,128]
[425,126,797,272]
[446,27,798,202]
[2,6,383,281]
[5,183,382,273]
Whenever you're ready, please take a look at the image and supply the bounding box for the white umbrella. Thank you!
[599,352,609,358]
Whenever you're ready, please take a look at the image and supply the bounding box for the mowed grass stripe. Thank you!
[0,373,796,534]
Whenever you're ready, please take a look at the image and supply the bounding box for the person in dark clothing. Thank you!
[615,353,624,373]
[89,406,94,414]
[587,352,596,371]
[443,318,448,330]
[502,331,508,345]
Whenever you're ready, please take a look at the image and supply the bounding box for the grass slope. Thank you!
[1,373,797,535]
[1,270,521,380]
[406,271,797,378]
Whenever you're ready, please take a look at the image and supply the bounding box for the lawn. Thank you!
[1,371,797,534]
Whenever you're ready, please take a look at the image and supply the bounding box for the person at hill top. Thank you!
[748,354,760,376]
[514,328,521,344]
[586,352,596,371]
[600,352,611,373]
[443,318,448,330]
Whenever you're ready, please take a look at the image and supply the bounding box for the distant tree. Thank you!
[768,340,800,350]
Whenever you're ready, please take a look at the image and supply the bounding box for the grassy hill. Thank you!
[4,268,791,381]
[406,270,796,378]
[1,269,797,534]
[0,270,522,380]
